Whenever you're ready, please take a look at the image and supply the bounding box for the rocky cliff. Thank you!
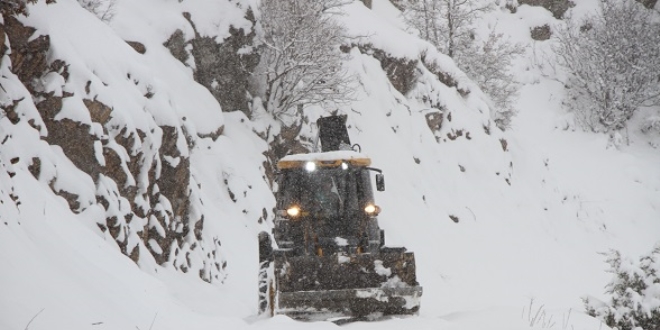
[0,0,264,282]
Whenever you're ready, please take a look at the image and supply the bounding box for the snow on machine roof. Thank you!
[277,150,371,170]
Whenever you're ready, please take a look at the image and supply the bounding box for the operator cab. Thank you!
[258,115,422,319]
[274,151,384,255]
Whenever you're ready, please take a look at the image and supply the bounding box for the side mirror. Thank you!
[375,173,385,191]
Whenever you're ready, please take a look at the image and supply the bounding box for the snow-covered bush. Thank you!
[584,244,660,330]
[401,0,524,130]
[454,30,524,130]
[641,114,660,135]
[553,0,660,133]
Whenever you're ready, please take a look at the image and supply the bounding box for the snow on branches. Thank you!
[553,0,660,133]
[584,244,660,330]
[400,0,524,130]
[253,0,354,126]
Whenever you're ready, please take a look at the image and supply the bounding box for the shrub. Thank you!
[553,0,660,133]
[401,0,524,131]
[584,244,660,330]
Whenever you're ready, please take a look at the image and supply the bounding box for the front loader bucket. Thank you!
[272,249,422,320]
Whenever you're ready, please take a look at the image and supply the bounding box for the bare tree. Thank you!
[402,0,445,52]
[0,0,36,16]
[401,0,523,130]
[254,0,354,125]
[402,0,490,57]
[456,29,525,130]
[553,0,660,133]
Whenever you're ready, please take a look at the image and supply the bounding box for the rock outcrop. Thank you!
[1,9,226,282]
[518,0,574,19]
[164,10,259,115]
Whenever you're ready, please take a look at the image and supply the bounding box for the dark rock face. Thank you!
[0,0,32,18]
[163,29,188,64]
[43,115,101,180]
[2,97,22,124]
[190,24,259,114]
[84,99,113,124]
[531,24,552,41]
[151,126,191,264]
[0,16,6,61]
[165,10,259,115]
[350,44,419,95]
[518,0,575,19]
[2,14,225,282]
[425,110,444,142]
[377,52,418,95]
[636,0,658,8]
[126,41,146,54]
[5,15,50,85]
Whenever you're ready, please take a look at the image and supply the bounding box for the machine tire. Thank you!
[258,231,275,315]
[258,260,274,315]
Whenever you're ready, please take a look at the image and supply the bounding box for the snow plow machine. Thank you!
[258,116,422,322]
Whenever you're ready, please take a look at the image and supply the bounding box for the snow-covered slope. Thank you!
[1,0,658,330]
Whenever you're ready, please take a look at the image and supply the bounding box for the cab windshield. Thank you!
[277,167,374,219]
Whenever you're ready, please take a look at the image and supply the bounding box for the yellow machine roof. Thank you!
[277,151,372,170]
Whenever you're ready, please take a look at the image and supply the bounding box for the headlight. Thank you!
[286,206,301,218]
[305,161,316,172]
[364,204,380,215]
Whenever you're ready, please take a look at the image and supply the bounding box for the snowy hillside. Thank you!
[1,0,659,330]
